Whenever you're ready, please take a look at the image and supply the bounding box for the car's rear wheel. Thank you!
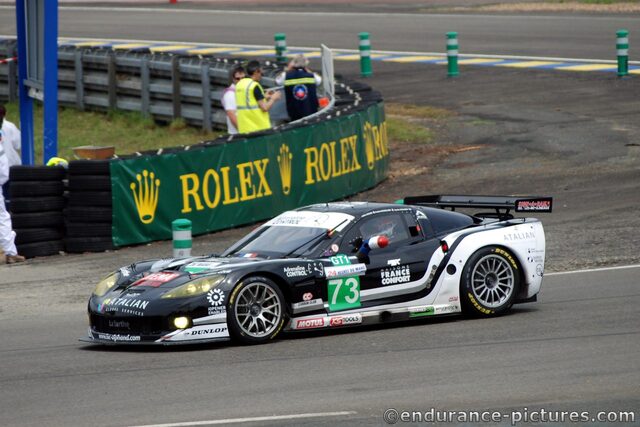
[460,246,520,317]
[227,276,286,344]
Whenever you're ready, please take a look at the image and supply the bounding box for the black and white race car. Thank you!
[82,195,552,345]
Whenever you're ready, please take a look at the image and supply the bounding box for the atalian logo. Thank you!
[130,169,160,224]
[293,84,308,101]
[277,144,293,195]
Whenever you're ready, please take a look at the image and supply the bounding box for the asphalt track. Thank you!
[1,5,639,427]
[0,251,638,427]
[1,6,639,60]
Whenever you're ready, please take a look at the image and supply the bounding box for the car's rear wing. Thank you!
[399,195,552,219]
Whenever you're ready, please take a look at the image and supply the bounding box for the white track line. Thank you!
[2,34,636,65]
[127,412,357,427]
[546,264,640,277]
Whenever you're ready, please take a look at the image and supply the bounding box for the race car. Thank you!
[81,195,552,345]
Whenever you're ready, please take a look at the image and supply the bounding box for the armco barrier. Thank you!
[0,39,280,130]
[110,97,388,247]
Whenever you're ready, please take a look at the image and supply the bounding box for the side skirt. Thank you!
[286,303,461,332]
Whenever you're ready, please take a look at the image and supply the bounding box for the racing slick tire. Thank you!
[227,276,287,345]
[68,176,111,191]
[68,191,112,207]
[460,246,521,317]
[10,211,64,228]
[9,196,65,213]
[9,165,67,181]
[15,228,64,245]
[9,181,64,197]
[67,207,112,223]
[16,240,64,259]
[65,237,115,253]
[68,160,110,176]
[65,222,112,237]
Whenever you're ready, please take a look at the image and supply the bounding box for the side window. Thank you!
[403,212,423,239]
[341,213,410,252]
[428,209,474,236]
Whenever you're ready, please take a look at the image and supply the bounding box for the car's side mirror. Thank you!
[355,235,389,264]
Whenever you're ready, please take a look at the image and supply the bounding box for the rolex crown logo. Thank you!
[277,144,293,196]
[364,122,375,170]
[130,170,160,224]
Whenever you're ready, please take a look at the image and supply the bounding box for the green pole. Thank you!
[275,33,287,63]
[172,218,192,258]
[616,29,629,77]
[447,32,459,77]
[359,32,372,77]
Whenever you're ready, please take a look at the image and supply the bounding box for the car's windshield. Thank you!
[238,226,328,257]
[224,210,354,258]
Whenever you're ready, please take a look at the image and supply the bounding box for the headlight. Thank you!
[93,272,119,297]
[161,275,225,299]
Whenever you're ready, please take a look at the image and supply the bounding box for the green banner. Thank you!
[110,102,389,246]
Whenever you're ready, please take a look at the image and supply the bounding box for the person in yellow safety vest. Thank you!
[235,60,282,134]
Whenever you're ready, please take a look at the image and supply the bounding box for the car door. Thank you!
[338,210,438,308]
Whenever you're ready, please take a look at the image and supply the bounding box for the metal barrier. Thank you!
[0,39,285,131]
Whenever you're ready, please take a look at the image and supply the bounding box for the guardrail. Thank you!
[0,39,288,131]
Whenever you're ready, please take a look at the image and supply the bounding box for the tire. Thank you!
[68,191,112,207]
[68,176,111,191]
[11,212,64,228]
[65,237,115,253]
[16,240,64,259]
[15,228,64,245]
[65,222,112,238]
[68,160,111,176]
[9,196,65,214]
[10,181,64,197]
[66,207,112,223]
[227,276,286,345]
[460,246,521,317]
[9,165,67,181]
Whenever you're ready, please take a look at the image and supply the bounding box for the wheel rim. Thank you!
[234,282,282,338]
[471,254,515,309]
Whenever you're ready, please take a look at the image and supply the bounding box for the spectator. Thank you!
[0,130,25,264]
[0,104,21,200]
[235,60,281,134]
[275,55,321,121]
[221,66,245,135]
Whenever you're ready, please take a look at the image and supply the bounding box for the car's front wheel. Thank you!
[227,276,286,344]
[460,246,521,316]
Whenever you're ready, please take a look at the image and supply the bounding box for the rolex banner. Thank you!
[110,102,388,246]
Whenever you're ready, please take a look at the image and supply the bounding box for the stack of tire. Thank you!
[65,160,114,253]
[8,165,66,258]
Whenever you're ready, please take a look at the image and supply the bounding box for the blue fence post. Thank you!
[15,0,34,166]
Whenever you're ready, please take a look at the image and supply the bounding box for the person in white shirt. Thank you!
[0,104,21,201]
[0,105,21,168]
[0,128,25,264]
[221,66,245,135]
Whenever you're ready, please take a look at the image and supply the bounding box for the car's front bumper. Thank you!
[81,324,231,345]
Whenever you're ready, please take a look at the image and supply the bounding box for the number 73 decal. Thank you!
[327,254,362,311]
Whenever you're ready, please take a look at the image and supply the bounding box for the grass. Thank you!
[385,103,454,144]
[3,102,222,163]
[386,117,434,144]
[386,103,454,120]
[2,101,448,159]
